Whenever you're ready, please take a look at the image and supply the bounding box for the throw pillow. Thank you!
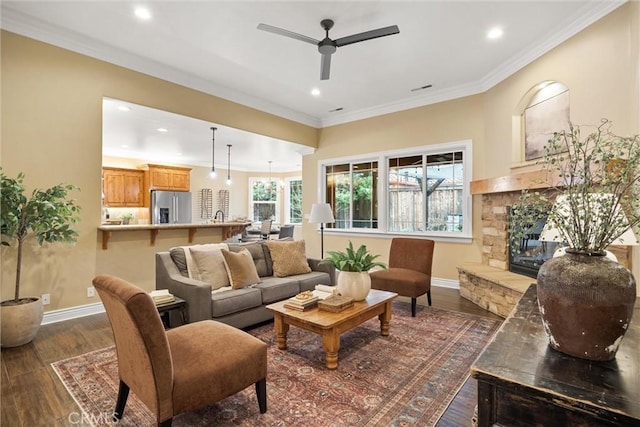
[221,248,261,289]
[227,242,270,277]
[188,243,230,290]
[265,240,311,277]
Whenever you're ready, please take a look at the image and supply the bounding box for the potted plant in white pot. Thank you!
[1,170,81,347]
[321,241,386,301]
[510,119,640,361]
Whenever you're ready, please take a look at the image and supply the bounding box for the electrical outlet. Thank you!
[42,293,51,305]
[87,287,95,298]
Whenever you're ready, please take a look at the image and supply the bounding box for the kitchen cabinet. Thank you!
[140,164,191,192]
[102,167,144,207]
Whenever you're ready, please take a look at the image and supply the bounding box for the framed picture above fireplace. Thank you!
[524,85,570,161]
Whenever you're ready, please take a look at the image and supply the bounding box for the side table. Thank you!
[156,297,188,329]
[471,284,639,426]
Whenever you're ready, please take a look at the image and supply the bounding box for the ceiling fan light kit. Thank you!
[257,19,399,80]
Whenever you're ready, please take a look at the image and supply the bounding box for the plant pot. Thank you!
[337,271,371,301]
[537,250,636,361]
[0,297,44,347]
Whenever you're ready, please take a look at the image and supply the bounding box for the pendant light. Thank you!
[209,127,217,178]
[226,144,232,185]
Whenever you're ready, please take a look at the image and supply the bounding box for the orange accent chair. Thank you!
[370,238,435,317]
[93,274,267,427]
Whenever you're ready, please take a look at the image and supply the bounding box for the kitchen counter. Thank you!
[98,221,252,249]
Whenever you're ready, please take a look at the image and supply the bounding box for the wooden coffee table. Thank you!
[266,289,397,369]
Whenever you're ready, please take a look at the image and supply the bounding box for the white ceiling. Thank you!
[1,1,625,171]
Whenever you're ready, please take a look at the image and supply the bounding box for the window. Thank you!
[325,161,378,229]
[319,141,471,239]
[285,177,302,224]
[249,178,279,222]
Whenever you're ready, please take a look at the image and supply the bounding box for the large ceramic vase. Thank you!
[0,297,44,347]
[337,271,371,301]
[537,250,636,361]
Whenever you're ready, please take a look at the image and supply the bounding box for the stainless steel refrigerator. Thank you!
[151,190,192,224]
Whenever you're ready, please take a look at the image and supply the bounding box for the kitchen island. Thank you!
[98,221,251,249]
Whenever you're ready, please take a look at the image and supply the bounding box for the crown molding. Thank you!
[1,2,626,129]
[0,9,322,129]
[320,0,627,127]
[478,0,627,92]
[319,81,485,127]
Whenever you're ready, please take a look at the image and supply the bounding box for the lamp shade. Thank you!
[539,194,638,246]
[309,203,335,224]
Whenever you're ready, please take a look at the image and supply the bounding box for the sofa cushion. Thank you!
[221,248,261,289]
[228,242,272,277]
[211,288,263,318]
[255,277,300,304]
[188,244,230,290]
[296,271,333,292]
[265,240,312,277]
[169,247,189,277]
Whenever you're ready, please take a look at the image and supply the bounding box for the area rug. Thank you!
[52,302,500,427]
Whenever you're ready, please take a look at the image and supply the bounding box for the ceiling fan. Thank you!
[257,19,400,80]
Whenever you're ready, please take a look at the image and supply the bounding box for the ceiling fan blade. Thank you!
[257,23,319,45]
[334,25,400,47]
[320,54,332,80]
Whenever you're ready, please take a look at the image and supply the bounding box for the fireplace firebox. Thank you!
[508,207,559,279]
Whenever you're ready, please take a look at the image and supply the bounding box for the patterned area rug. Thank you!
[52,302,500,427]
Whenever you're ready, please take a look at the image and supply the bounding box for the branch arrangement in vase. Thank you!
[510,119,640,254]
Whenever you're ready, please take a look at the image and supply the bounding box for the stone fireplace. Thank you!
[457,170,631,318]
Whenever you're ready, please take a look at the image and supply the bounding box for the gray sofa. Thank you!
[156,241,335,328]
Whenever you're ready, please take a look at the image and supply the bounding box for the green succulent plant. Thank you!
[320,241,386,272]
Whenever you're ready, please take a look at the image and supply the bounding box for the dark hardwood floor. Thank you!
[1,286,501,427]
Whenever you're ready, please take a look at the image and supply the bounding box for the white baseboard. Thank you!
[40,277,459,325]
[433,277,460,289]
[42,302,105,325]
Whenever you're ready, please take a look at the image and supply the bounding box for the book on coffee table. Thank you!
[283,301,318,311]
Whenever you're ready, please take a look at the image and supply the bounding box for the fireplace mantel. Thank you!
[471,169,560,195]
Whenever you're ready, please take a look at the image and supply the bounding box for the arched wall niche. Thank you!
[511,81,569,167]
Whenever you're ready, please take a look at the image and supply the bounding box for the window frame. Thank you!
[284,176,303,225]
[248,177,280,223]
[316,140,473,243]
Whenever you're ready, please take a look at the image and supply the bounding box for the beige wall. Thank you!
[1,31,317,310]
[2,3,638,312]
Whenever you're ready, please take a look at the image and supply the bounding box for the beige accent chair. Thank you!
[93,274,267,427]
[369,238,435,317]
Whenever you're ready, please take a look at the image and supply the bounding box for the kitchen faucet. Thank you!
[214,210,225,223]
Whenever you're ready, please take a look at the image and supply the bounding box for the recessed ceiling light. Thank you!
[311,88,321,97]
[120,144,129,148]
[117,105,131,112]
[329,107,343,112]
[134,7,152,21]
[487,27,503,40]
[157,128,168,133]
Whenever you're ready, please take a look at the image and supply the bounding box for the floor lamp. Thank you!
[309,203,335,258]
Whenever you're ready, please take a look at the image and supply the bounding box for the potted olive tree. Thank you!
[510,119,639,361]
[321,241,386,301]
[1,171,81,347]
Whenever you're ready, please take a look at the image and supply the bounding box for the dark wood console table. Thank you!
[471,284,639,426]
